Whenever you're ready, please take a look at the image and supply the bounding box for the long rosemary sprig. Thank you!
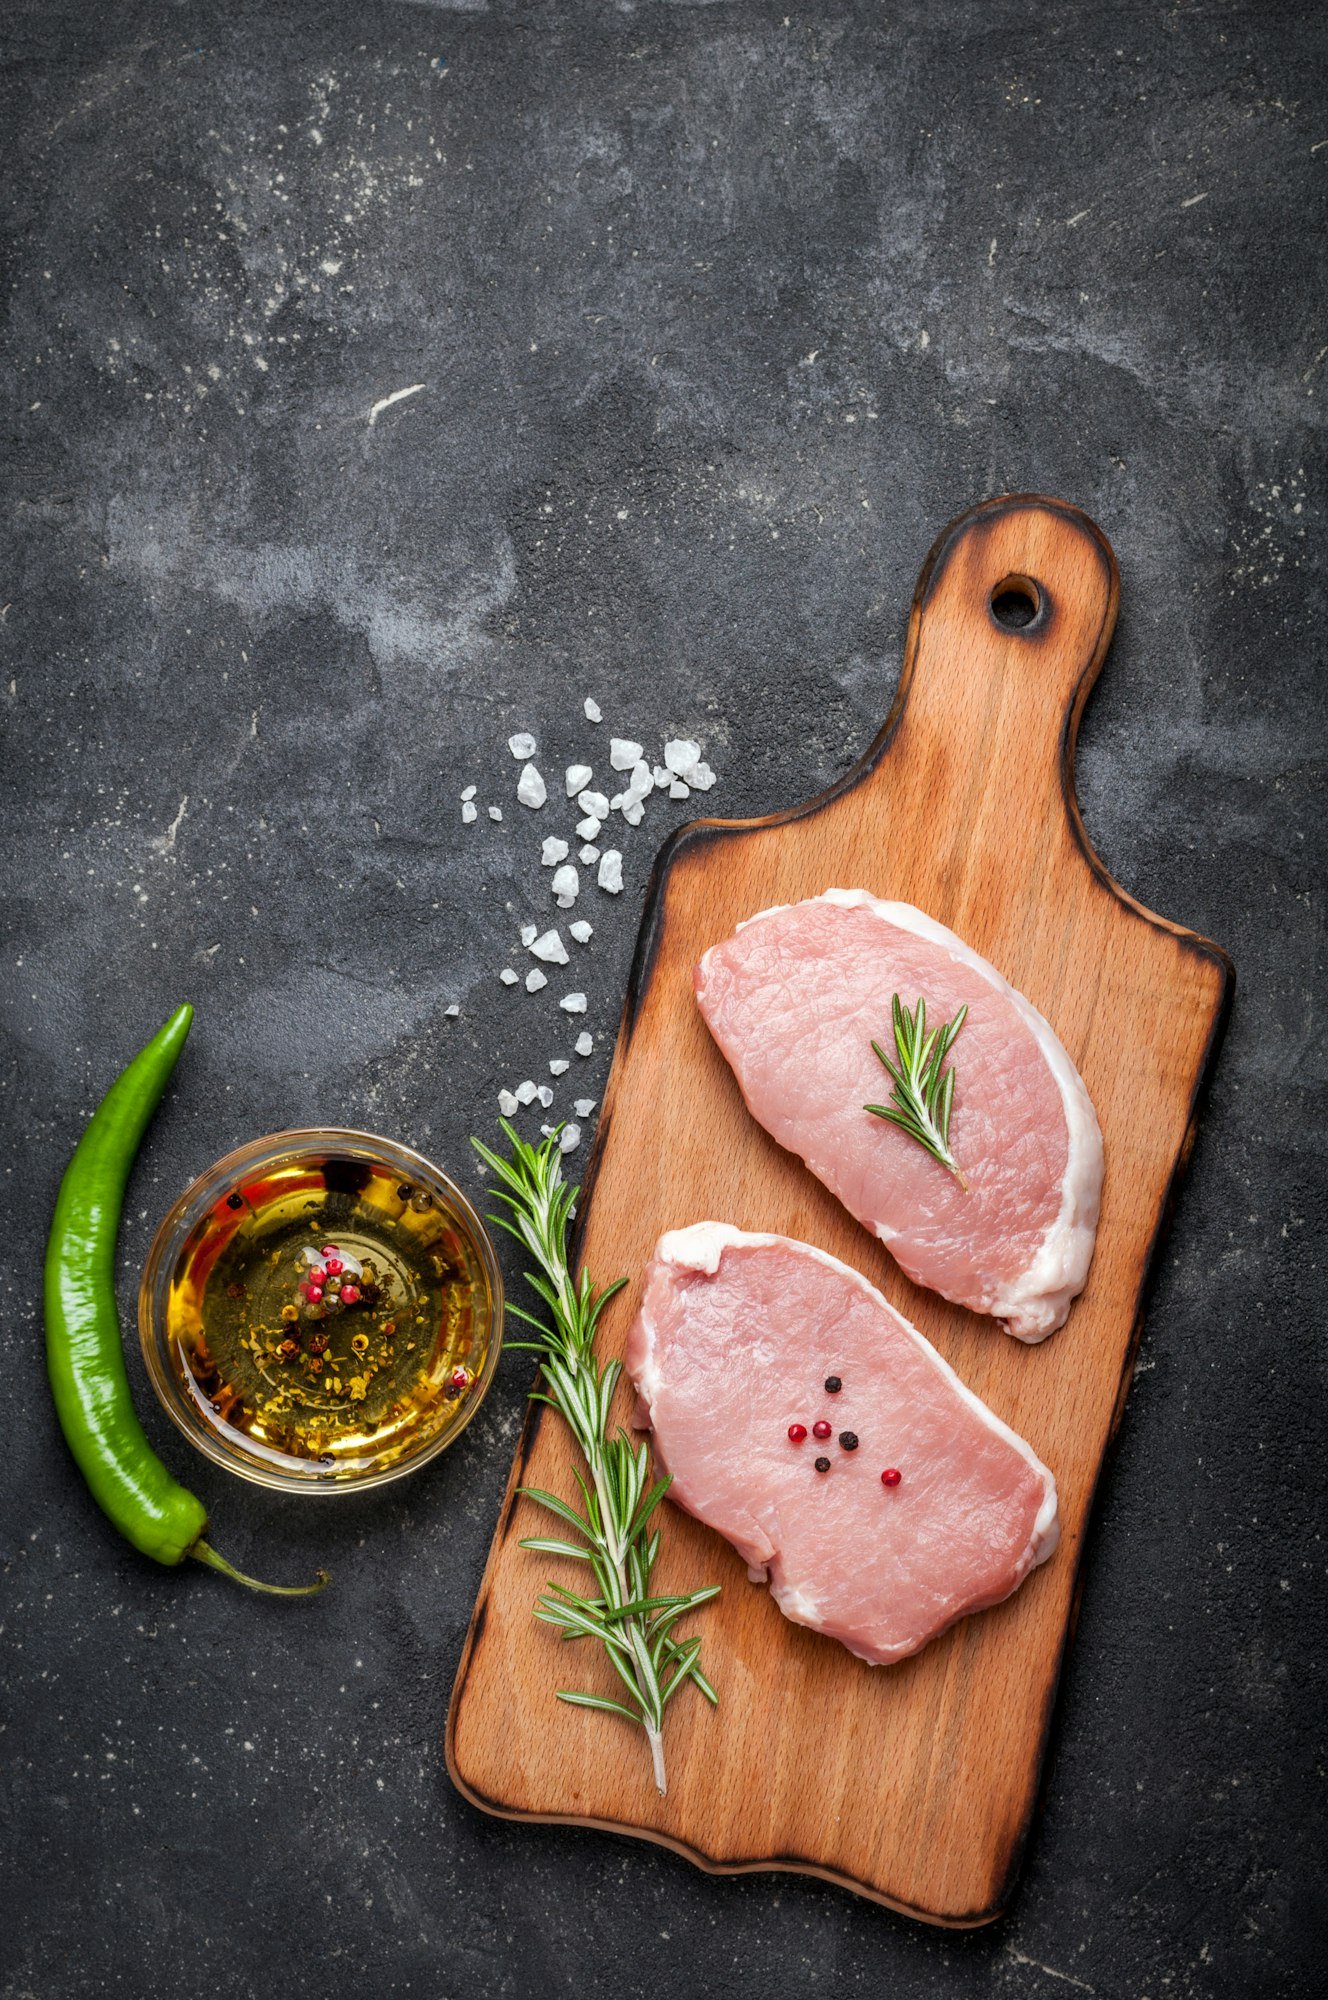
[471,1122,719,1795]
[865,993,969,1188]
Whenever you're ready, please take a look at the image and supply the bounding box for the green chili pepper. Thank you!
[44,1004,328,1596]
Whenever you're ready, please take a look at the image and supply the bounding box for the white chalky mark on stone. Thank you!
[597,849,623,893]
[541,836,569,866]
[525,967,548,993]
[508,732,537,760]
[530,929,569,965]
[461,801,477,823]
[551,864,579,907]
[560,992,588,1014]
[497,1089,519,1116]
[517,763,547,809]
[574,1098,597,1118]
[514,1080,538,1105]
[575,1032,593,1056]
[610,737,643,771]
[367,382,424,426]
[569,919,593,943]
[583,697,602,722]
[499,968,519,985]
[577,789,609,819]
[565,763,593,796]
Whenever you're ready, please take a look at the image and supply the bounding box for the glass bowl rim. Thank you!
[137,1125,504,1496]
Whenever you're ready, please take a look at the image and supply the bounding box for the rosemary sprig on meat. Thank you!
[471,1122,719,1795]
[865,993,969,1188]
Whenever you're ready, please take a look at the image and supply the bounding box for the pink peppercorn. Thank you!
[881,1468,902,1488]
[339,1284,361,1306]
[787,1423,807,1443]
[812,1419,832,1440]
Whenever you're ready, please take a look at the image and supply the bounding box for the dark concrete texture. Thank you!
[2,1,1324,1995]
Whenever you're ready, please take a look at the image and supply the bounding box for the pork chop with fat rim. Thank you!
[694,889,1104,1340]
[627,1224,1059,1665]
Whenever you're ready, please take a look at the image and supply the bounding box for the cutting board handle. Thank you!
[874,494,1121,910]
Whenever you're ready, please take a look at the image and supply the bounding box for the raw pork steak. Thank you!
[696,889,1103,1340]
[627,1225,1059,1665]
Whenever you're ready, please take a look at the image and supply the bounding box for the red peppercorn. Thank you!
[812,1419,832,1440]
[339,1284,361,1305]
[308,1266,326,1285]
[787,1423,807,1443]
[881,1468,902,1487]
[448,1367,471,1393]
[325,1257,344,1277]
[306,1285,324,1304]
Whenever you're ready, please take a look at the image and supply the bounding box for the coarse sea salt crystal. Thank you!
[520,923,537,946]
[664,738,702,777]
[549,1058,570,1076]
[514,1080,538,1105]
[628,761,653,798]
[488,805,503,821]
[569,919,592,943]
[508,732,537,760]
[560,991,588,1014]
[653,765,672,787]
[579,844,599,865]
[444,1003,460,1018]
[619,797,644,827]
[610,737,642,771]
[574,1098,597,1118]
[530,928,569,965]
[500,968,519,985]
[559,1123,581,1153]
[584,697,602,722]
[461,801,477,823]
[497,1088,519,1116]
[541,836,569,866]
[525,967,548,993]
[689,762,716,791]
[575,815,601,841]
[537,1085,554,1109]
[517,764,547,809]
[575,1031,593,1056]
[461,784,476,801]
[551,864,579,907]
[577,789,609,819]
[597,850,623,894]
[565,763,593,796]
[669,779,689,800]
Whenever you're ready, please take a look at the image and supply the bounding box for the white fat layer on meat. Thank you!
[711,889,1103,1343]
[650,1222,1060,1562]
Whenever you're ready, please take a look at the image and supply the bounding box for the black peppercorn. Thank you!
[226,1192,244,1210]
[814,1455,831,1473]
[824,1375,842,1393]
[839,1431,859,1451]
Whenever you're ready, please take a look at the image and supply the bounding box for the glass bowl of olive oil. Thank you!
[139,1129,503,1493]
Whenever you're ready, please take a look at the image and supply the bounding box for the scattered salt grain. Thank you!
[579,844,600,864]
[575,1031,593,1056]
[537,1085,554,1109]
[517,764,547,809]
[575,815,602,841]
[569,920,593,943]
[560,992,588,1014]
[498,1089,519,1116]
[653,765,672,788]
[488,806,503,821]
[461,785,477,801]
[530,929,569,965]
[610,738,643,771]
[577,789,609,819]
[574,1098,597,1118]
[552,864,579,907]
[461,801,478,823]
[664,738,702,778]
[689,762,717,791]
[525,968,548,993]
[520,923,538,946]
[628,761,654,798]
[549,1058,570,1076]
[500,968,519,986]
[444,1004,460,1018]
[597,850,623,894]
[669,779,690,800]
[565,763,593,796]
[559,1124,581,1153]
[619,797,645,827]
[541,836,569,866]
[583,697,602,722]
[514,1080,538,1105]
[508,732,537,760]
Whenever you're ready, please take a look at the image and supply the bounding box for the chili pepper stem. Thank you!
[190,1539,330,1597]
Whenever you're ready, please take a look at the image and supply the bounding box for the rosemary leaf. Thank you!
[865,994,969,1187]
[471,1121,719,1795]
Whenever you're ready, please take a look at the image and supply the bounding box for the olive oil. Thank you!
[160,1150,496,1484]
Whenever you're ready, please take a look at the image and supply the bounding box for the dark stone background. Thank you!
[2,2,1323,1995]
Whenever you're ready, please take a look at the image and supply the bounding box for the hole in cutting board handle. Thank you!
[990,574,1044,631]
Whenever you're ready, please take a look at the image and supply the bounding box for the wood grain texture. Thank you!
[446,495,1233,1926]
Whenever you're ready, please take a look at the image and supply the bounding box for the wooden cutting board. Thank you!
[446,495,1233,1926]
